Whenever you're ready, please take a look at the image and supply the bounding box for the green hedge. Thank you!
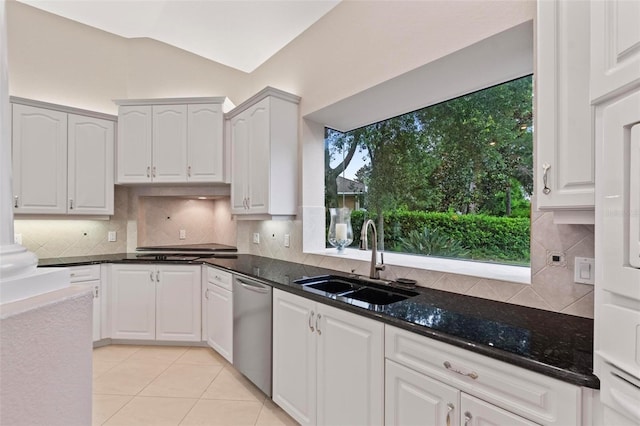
[332,209,530,265]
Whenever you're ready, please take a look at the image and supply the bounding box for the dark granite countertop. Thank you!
[38,253,599,389]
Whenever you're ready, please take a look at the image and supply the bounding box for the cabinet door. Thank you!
[272,289,317,426]
[460,393,539,426]
[188,103,224,182]
[12,104,67,214]
[117,105,152,183]
[247,99,270,213]
[536,0,594,214]
[153,105,188,182]
[385,360,459,426]
[230,114,249,213]
[206,282,233,362]
[598,89,640,300]
[591,0,640,102]
[316,303,384,426]
[155,265,201,341]
[67,114,114,215]
[109,265,156,340]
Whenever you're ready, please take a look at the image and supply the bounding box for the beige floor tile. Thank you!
[139,364,223,398]
[93,394,133,426]
[255,399,299,426]
[103,396,197,426]
[179,399,263,426]
[175,347,227,366]
[93,360,120,380]
[93,345,142,363]
[93,361,170,395]
[201,367,266,403]
[127,346,190,364]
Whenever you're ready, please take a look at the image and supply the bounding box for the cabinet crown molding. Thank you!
[10,97,117,121]
[225,86,301,119]
[114,96,234,111]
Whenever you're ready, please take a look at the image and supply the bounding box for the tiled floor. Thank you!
[92,345,298,426]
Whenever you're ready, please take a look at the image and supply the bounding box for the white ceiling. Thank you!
[17,0,341,73]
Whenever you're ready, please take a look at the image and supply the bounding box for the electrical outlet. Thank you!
[284,234,290,248]
[253,233,260,244]
[108,231,117,242]
[547,251,566,267]
[179,229,187,240]
[14,233,22,245]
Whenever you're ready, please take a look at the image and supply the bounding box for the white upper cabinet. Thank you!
[590,0,640,103]
[228,87,300,219]
[188,104,224,182]
[67,114,114,214]
[12,100,115,215]
[117,105,152,183]
[116,97,228,184]
[535,0,594,223]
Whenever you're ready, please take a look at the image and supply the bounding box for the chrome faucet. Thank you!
[361,219,385,279]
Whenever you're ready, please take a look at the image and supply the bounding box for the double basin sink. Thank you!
[294,275,419,310]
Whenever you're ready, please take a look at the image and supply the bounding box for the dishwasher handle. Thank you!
[236,277,270,294]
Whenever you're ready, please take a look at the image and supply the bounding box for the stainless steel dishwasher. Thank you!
[232,275,272,397]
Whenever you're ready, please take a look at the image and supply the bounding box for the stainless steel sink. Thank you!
[294,275,419,309]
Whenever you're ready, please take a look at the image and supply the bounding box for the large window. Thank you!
[325,75,533,266]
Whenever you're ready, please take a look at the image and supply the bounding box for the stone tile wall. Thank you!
[237,209,595,319]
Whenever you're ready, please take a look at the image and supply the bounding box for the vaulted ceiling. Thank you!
[17,0,341,73]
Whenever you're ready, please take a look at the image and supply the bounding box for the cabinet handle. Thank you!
[94,285,99,298]
[204,289,209,300]
[156,270,160,282]
[150,271,154,282]
[316,313,322,335]
[147,166,150,178]
[246,197,250,209]
[187,166,191,177]
[446,403,454,426]
[464,412,472,426]
[14,196,18,208]
[309,310,315,332]
[443,361,478,380]
[152,166,156,177]
[69,199,74,210]
[542,162,551,194]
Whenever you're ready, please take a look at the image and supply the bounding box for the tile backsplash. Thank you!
[237,209,595,318]
[16,188,594,318]
[137,197,235,247]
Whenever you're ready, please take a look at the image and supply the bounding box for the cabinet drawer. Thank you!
[385,326,580,426]
[68,265,101,283]
[207,266,232,291]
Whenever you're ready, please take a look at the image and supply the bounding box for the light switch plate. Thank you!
[14,233,22,245]
[179,229,187,240]
[284,234,290,248]
[108,231,117,242]
[574,257,595,285]
[253,233,260,244]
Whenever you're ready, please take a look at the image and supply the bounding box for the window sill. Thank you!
[317,248,531,285]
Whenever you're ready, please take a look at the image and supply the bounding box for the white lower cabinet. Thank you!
[272,289,384,426]
[109,264,201,342]
[66,265,101,342]
[204,266,233,362]
[385,325,582,426]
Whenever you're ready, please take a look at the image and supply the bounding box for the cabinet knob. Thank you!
[446,403,454,426]
[152,166,156,178]
[146,166,151,178]
[187,166,191,177]
[464,412,472,426]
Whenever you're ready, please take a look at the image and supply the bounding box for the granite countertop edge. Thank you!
[38,253,600,389]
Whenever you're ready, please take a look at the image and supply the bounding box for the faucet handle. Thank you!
[376,253,385,272]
